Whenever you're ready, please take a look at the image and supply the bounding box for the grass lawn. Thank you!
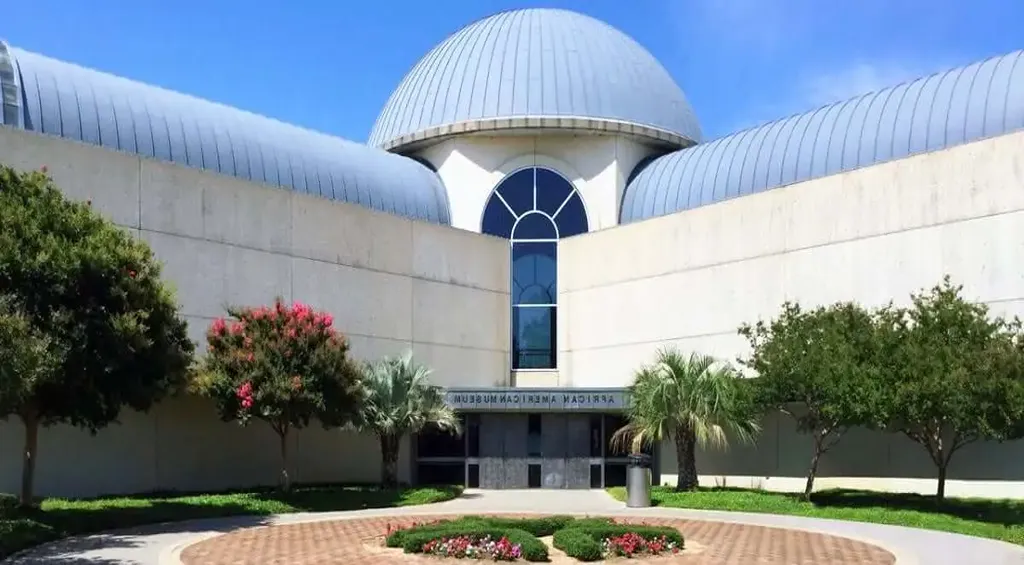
[0,483,462,559]
[607,486,1024,545]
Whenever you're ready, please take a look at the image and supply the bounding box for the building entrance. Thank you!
[413,410,657,489]
[477,414,594,489]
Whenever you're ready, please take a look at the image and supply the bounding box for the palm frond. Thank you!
[618,347,761,453]
[356,350,461,438]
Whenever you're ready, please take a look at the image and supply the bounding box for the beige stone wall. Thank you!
[0,126,510,497]
[560,130,1024,497]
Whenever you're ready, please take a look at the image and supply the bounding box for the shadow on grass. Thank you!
[646,486,1024,528]
[807,489,1024,527]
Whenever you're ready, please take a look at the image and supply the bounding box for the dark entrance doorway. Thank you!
[476,413,594,489]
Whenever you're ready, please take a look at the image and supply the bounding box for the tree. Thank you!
[193,298,362,491]
[612,347,760,491]
[878,276,1024,501]
[0,166,194,507]
[355,351,460,487]
[740,302,885,499]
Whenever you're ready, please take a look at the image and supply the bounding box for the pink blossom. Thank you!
[230,322,244,335]
[210,318,227,335]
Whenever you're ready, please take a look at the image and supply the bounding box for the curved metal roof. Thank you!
[368,8,701,152]
[0,45,451,224]
[621,49,1024,224]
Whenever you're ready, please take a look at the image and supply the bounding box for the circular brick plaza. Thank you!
[178,514,896,565]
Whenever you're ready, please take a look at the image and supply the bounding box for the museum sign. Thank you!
[444,387,628,411]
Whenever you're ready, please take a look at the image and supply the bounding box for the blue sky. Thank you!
[5,0,1023,141]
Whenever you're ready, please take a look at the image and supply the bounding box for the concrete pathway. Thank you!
[3,489,1023,565]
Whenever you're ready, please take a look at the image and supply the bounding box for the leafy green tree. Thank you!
[740,302,886,499]
[0,166,194,506]
[193,298,362,491]
[878,276,1024,501]
[612,347,760,491]
[355,351,461,487]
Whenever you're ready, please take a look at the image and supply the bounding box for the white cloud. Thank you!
[797,60,944,107]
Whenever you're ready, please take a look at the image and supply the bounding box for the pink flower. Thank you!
[230,322,244,335]
[210,318,227,335]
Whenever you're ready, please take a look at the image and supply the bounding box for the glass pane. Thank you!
[495,168,535,216]
[512,242,556,305]
[416,462,465,486]
[590,464,603,488]
[603,462,627,487]
[513,306,556,369]
[535,168,574,216]
[589,414,603,457]
[528,464,542,488]
[416,419,465,458]
[481,195,515,239]
[512,212,557,240]
[467,414,481,457]
[553,192,588,238]
[468,464,480,488]
[527,414,542,456]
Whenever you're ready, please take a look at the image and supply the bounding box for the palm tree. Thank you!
[612,347,760,491]
[356,351,461,487]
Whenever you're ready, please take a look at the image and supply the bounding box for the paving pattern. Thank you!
[178,514,896,565]
[4,489,1024,564]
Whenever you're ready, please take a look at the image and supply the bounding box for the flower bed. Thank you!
[384,516,684,562]
[552,519,684,561]
[422,534,523,560]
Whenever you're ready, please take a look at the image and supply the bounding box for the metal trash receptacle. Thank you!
[625,453,652,508]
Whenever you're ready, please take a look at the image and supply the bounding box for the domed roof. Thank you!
[620,49,1024,224]
[368,8,701,152]
[0,43,451,224]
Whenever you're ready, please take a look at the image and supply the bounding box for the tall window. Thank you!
[480,167,589,369]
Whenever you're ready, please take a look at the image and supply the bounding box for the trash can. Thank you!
[625,453,652,508]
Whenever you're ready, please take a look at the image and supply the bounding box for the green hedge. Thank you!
[553,522,684,561]
[0,519,56,559]
[384,515,681,563]
[552,528,604,561]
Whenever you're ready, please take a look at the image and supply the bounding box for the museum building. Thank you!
[1,8,1024,496]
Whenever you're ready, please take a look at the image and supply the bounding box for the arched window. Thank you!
[481,167,589,369]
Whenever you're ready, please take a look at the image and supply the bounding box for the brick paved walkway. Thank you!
[5,490,1024,564]
[179,514,896,565]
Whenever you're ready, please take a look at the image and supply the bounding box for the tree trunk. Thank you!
[936,462,947,503]
[380,434,400,488]
[803,436,823,501]
[277,428,291,492]
[674,426,698,491]
[19,411,39,508]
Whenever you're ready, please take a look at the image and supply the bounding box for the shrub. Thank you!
[0,495,19,519]
[552,528,603,561]
[554,521,684,561]
[0,518,56,558]
[401,527,547,561]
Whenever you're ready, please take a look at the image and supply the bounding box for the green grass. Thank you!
[607,486,1024,545]
[0,483,462,559]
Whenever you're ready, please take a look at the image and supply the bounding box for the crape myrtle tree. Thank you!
[612,347,760,491]
[355,351,461,487]
[877,276,1024,502]
[0,166,194,507]
[740,302,885,499]
[193,298,363,492]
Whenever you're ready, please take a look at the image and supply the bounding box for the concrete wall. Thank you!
[0,126,511,497]
[559,130,1024,497]
[418,133,654,233]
